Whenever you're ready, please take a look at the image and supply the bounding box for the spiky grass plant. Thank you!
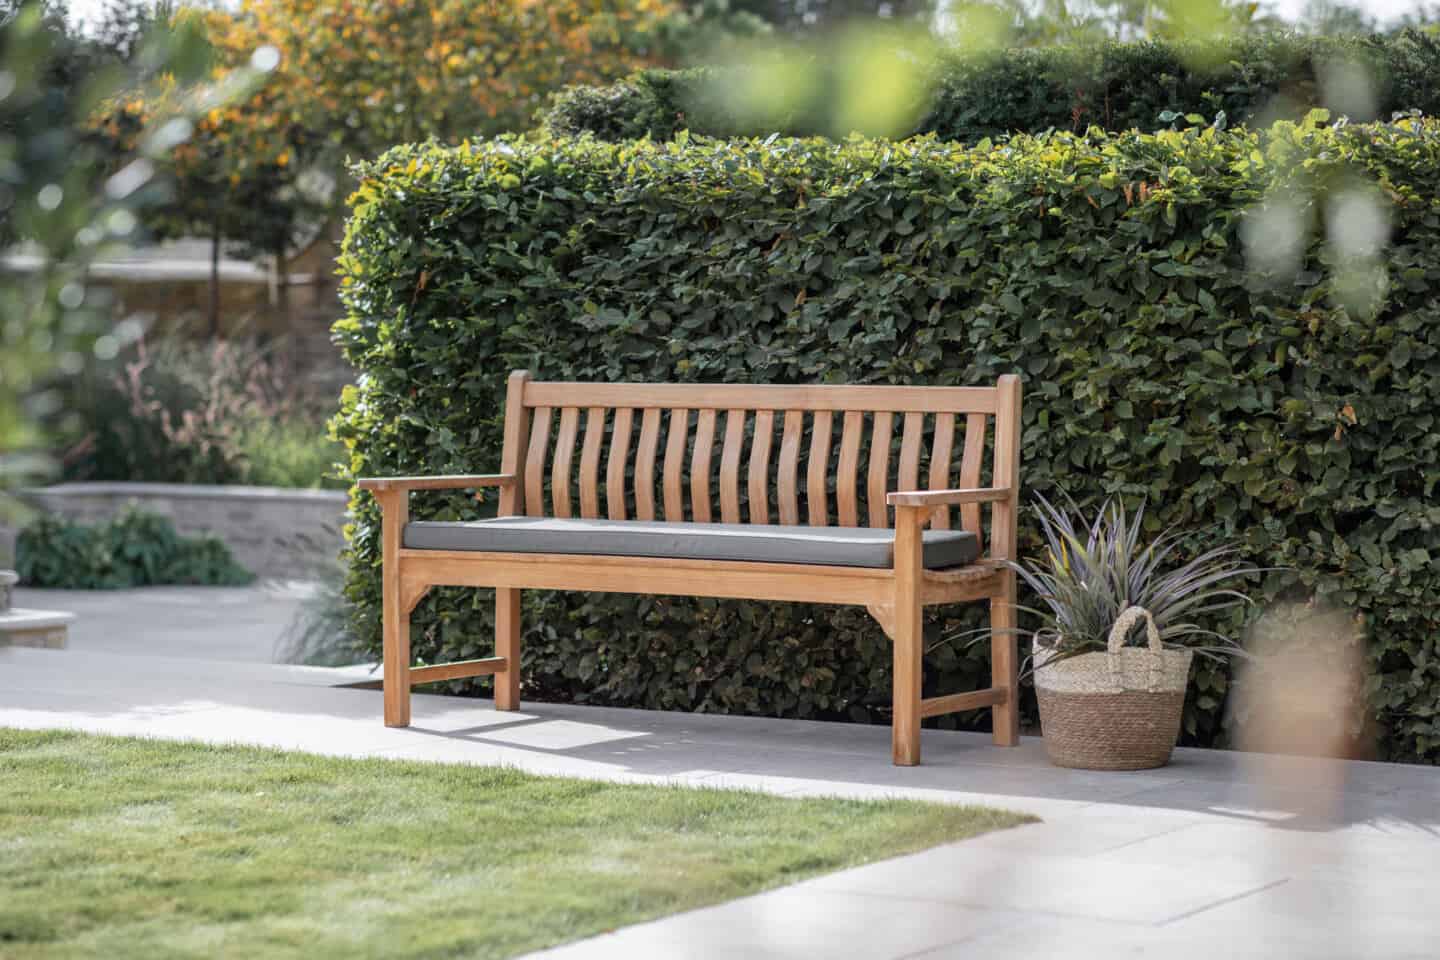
[1011,495,1262,665]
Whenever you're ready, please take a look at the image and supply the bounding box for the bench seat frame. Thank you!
[361,371,1022,766]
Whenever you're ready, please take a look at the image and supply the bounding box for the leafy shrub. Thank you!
[335,119,1440,762]
[540,31,1440,142]
[236,417,346,491]
[63,337,344,490]
[16,507,254,588]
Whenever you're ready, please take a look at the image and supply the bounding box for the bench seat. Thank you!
[403,517,980,570]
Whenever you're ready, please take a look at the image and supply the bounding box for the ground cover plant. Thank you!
[16,508,253,588]
[335,113,1440,763]
[0,728,1028,958]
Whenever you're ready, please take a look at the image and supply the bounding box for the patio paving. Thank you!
[1,588,1437,958]
[13,583,311,662]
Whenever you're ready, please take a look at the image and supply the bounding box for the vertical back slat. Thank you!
[867,412,893,528]
[635,408,662,521]
[690,409,717,522]
[777,410,804,525]
[498,371,531,517]
[606,407,633,521]
[551,406,580,518]
[749,409,775,524]
[928,412,955,529]
[719,408,745,523]
[525,406,552,518]
[959,412,987,540]
[898,412,924,492]
[579,406,606,518]
[807,410,833,526]
[836,410,863,527]
[663,408,689,522]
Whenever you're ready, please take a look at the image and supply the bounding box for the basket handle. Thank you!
[1106,606,1165,692]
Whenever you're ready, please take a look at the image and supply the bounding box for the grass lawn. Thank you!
[1,728,1031,959]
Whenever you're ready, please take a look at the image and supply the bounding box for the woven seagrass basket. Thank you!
[1033,606,1194,771]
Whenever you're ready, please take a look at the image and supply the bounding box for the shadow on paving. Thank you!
[2,644,1436,840]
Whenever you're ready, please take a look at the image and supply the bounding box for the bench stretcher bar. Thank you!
[408,657,508,685]
[919,687,1006,719]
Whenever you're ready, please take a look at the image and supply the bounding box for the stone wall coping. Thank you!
[25,482,349,505]
[0,608,77,630]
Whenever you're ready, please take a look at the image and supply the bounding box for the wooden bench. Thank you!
[359,371,1022,765]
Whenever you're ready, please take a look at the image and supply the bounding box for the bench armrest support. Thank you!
[886,487,1012,508]
[358,474,515,493]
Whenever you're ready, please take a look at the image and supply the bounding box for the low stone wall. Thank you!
[19,483,349,581]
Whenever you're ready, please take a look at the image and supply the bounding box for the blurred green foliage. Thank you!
[336,117,1439,761]
[542,30,1440,142]
[0,0,263,503]
[16,506,253,588]
[62,336,343,489]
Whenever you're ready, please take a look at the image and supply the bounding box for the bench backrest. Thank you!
[496,372,1021,559]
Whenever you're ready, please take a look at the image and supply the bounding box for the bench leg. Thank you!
[892,595,923,766]
[379,490,411,727]
[892,505,925,766]
[990,578,1019,747]
[382,600,411,727]
[495,587,521,711]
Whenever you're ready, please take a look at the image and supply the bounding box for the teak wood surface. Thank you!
[359,371,1023,766]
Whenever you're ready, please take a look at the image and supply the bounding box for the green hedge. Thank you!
[17,508,254,589]
[335,118,1440,762]
[540,31,1440,142]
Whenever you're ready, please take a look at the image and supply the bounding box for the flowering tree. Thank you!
[90,0,676,332]
[1,0,261,511]
[239,0,676,161]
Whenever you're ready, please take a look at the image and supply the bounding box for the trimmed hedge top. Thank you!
[337,117,1440,762]
[540,31,1440,142]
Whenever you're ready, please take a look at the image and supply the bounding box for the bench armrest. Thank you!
[887,487,1012,508]
[357,474,515,493]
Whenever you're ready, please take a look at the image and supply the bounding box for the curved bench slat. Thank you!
[720,409,746,524]
[690,409,717,523]
[807,410,833,526]
[663,408,689,522]
[552,407,580,519]
[748,409,774,525]
[898,412,924,502]
[959,412,987,546]
[867,412,893,529]
[525,407,552,518]
[634,408,662,521]
[836,411,864,527]
[777,410,803,525]
[928,412,955,530]
[579,407,606,519]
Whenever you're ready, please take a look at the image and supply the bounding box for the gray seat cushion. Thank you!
[403,517,979,570]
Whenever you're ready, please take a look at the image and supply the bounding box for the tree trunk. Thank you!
[275,241,295,370]
[274,242,291,328]
[208,220,222,339]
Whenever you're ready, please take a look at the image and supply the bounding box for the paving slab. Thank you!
[1,644,1437,959]
[530,890,1021,960]
[11,583,312,662]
